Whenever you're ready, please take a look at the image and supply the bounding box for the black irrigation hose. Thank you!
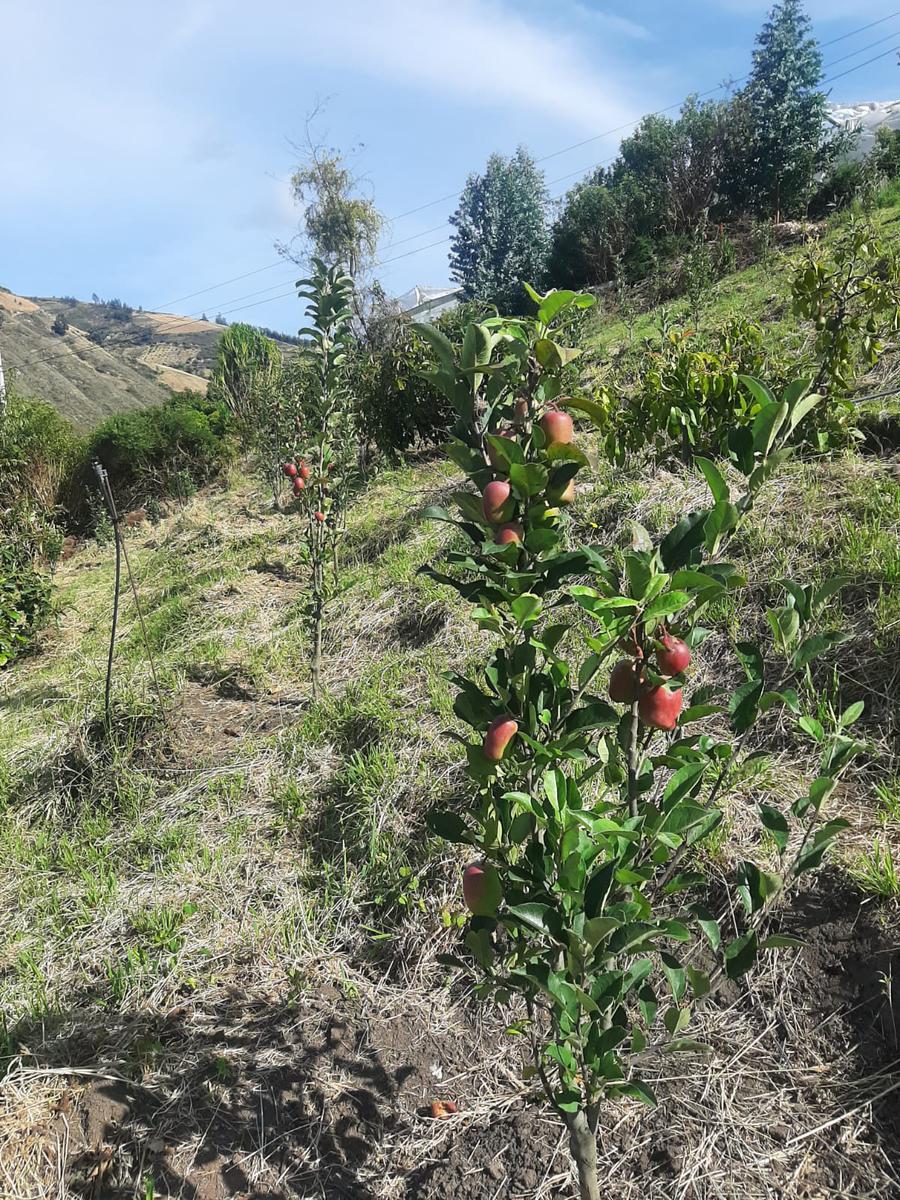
[92,463,170,729]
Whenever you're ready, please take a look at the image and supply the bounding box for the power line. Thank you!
[6,19,900,374]
[822,42,900,84]
[385,11,900,222]
[71,9,900,324]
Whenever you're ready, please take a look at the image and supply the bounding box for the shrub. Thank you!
[0,392,83,514]
[88,390,235,510]
[602,319,788,463]
[0,541,52,667]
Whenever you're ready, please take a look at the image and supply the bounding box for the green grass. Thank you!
[584,186,900,367]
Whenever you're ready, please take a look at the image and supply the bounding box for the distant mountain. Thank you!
[0,290,295,430]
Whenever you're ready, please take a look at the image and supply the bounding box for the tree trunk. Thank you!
[565,1110,601,1200]
[312,599,322,699]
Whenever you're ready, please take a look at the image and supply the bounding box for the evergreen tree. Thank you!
[449,147,550,313]
[737,0,827,220]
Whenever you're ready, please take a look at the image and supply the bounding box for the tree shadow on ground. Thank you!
[26,989,430,1200]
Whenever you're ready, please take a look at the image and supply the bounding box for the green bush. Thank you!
[0,392,83,514]
[88,390,236,510]
[350,302,485,460]
[0,516,53,667]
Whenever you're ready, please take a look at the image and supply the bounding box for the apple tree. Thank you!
[284,258,358,696]
[416,288,863,1200]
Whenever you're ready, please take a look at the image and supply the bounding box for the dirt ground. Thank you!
[2,870,896,1200]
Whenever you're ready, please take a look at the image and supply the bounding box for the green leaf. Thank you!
[704,501,740,554]
[509,462,549,498]
[426,810,469,842]
[411,322,454,371]
[611,1079,656,1106]
[505,903,555,936]
[537,289,578,325]
[659,509,709,570]
[759,805,789,853]
[759,935,805,950]
[787,392,823,435]
[547,442,590,467]
[525,527,560,554]
[797,715,824,742]
[663,1038,712,1055]
[510,593,542,627]
[642,591,692,623]
[739,374,777,411]
[729,679,763,734]
[689,904,721,950]
[485,433,525,469]
[664,1005,691,1035]
[724,930,758,979]
[752,400,789,457]
[660,952,686,1004]
[585,861,616,917]
[583,916,620,947]
[792,631,850,669]
[558,395,608,425]
[662,762,707,808]
[695,457,729,505]
[687,966,710,998]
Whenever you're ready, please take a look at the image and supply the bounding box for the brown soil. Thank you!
[8,871,898,1199]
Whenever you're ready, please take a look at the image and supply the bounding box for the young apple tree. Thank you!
[416,288,863,1200]
[285,258,358,696]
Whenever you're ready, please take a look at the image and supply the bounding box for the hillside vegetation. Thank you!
[1,187,899,1199]
[0,289,298,430]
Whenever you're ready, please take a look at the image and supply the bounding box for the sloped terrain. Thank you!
[0,290,298,430]
[0,438,897,1197]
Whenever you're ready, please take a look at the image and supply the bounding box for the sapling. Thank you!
[287,259,358,696]
[417,288,863,1199]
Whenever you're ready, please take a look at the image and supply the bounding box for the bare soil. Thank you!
[7,870,897,1199]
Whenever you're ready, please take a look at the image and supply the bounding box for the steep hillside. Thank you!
[0,290,298,430]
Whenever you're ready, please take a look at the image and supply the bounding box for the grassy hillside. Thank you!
[1,201,899,1198]
[1,440,898,1197]
[0,289,298,430]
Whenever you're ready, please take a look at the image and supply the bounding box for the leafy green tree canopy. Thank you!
[450,147,550,314]
[736,0,828,219]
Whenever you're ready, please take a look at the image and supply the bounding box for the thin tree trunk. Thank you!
[565,1109,601,1200]
[312,597,323,698]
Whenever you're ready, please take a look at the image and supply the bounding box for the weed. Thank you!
[851,840,900,898]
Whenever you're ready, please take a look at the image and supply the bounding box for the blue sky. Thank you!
[2,0,898,336]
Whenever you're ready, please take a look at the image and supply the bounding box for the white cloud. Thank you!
[713,0,886,16]
[568,4,652,40]
[260,0,646,134]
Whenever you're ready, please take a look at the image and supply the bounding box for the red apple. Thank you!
[656,633,691,675]
[608,659,643,703]
[482,715,518,762]
[495,522,524,545]
[293,477,306,494]
[284,462,298,478]
[463,862,502,916]
[482,480,514,525]
[539,410,574,447]
[299,463,311,481]
[487,429,515,470]
[314,511,325,522]
[638,685,683,732]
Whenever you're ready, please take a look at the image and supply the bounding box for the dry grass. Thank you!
[1,450,898,1197]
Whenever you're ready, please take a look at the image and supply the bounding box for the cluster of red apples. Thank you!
[283,459,326,522]
[480,407,576,544]
[607,628,691,731]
